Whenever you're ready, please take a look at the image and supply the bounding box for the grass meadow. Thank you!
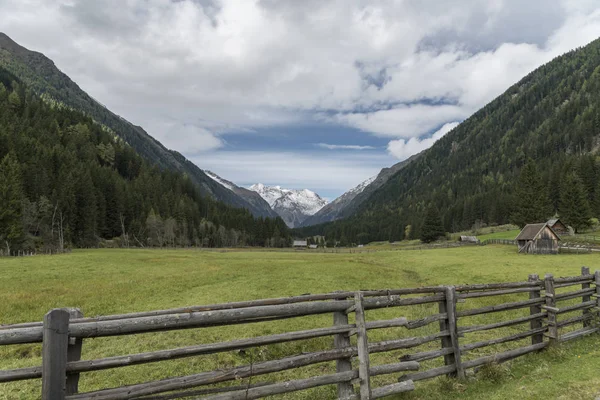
[1,246,599,399]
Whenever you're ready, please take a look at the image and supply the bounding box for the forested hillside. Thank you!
[0,33,277,218]
[297,38,600,244]
[0,68,290,253]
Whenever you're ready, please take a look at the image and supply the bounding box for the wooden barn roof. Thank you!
[515,223,560,241]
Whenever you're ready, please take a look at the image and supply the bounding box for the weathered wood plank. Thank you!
[462,342,548,369]
[555,300,596,315]
[455,281,540,292]
[581,267,591,328]
[200,370,357,400]
[445,286,464,379]
[370,361,419,375]
[370,380,415,399]
[559,326,598,342]
[457,298,545,318]
[457,287,539,299]
[460,327,547,352]
[354,293,371,400]
[42,309,70,400]
[528,274,544,345]
[66,309,83,396]
[333,302,354,399]
[398,365,456,382]
[399,348,454,362]
[406,313,447,329]
[0,365,42,383]
[544,274,558,344]
[554,288,595,302]
[554,314,594,328]
[137,382,273,400]
[554,275,595,284]
[459,313,545,334]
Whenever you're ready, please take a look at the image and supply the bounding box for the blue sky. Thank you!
[3,0,600,199]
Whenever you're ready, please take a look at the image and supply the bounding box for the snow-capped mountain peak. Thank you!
[248,184,328,228]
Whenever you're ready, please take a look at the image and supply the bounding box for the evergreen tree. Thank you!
[510,159,552,228]
[559,172,592,232]
[0,153,23,253]
[420,206,444,243]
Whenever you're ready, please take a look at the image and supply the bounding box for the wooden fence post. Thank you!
[66,308,83,395]
[439,286,464,379]
[42,309,70,400]
[528,274,544,345]
[595,271,600,326]
[354,292,371,400]
[333,301,354,399]
[581,267,591,328]
[544,274,558,343]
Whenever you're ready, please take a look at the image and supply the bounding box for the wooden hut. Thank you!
[515,223,560,254]
[546,218,568,236]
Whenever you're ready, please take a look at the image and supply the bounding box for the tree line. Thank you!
[0,68,292,253]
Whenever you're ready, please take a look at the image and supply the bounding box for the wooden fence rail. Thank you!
[1,268,599,399]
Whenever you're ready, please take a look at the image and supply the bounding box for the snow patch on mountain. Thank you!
[204,170,235,191]
[248,184,328,228]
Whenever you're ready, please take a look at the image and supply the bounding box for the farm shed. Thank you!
[546,218,569,236]
[459,235,479,244]
[515,223,560,254]
[292,240,307,248]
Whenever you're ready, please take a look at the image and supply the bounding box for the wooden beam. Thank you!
[354,293,371,400]
[544,274,557,344]
[581,267,591,328]
[528,274,544,345]
[42,309,70,400]
[333,301,354,399]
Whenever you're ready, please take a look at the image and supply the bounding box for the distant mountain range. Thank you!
[247,184,327,228]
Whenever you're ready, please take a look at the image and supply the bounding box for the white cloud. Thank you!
[387,122,460,160]
[316,143,376,150]
[161,123,223,153]
[333,104,466,138]
[2,0,600,177]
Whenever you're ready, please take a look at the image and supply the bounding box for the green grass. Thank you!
[0,247,599,399]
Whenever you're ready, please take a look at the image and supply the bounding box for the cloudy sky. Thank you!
[3,0,600,199]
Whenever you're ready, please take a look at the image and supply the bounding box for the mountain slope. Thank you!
[300,38,600,243]
[300,153,420,227]
[0,67,290,251]
[0,32,273,217]
[204,171,279,218]
[249,184,328,228]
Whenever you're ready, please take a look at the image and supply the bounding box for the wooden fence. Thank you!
[0,268,599,399]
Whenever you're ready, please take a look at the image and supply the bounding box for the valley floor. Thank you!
[1,246,599,399]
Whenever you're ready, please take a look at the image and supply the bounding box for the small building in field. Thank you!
[515,223,560,254]
[308,244,318,249]
[293,240,308,248]
[546,218,568,236]
[459,235,479,244]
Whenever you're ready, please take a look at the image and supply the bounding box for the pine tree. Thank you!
[421,206,444,243]
[0,153,23,253]
[559,172,592,233]
[510,159,552,228]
